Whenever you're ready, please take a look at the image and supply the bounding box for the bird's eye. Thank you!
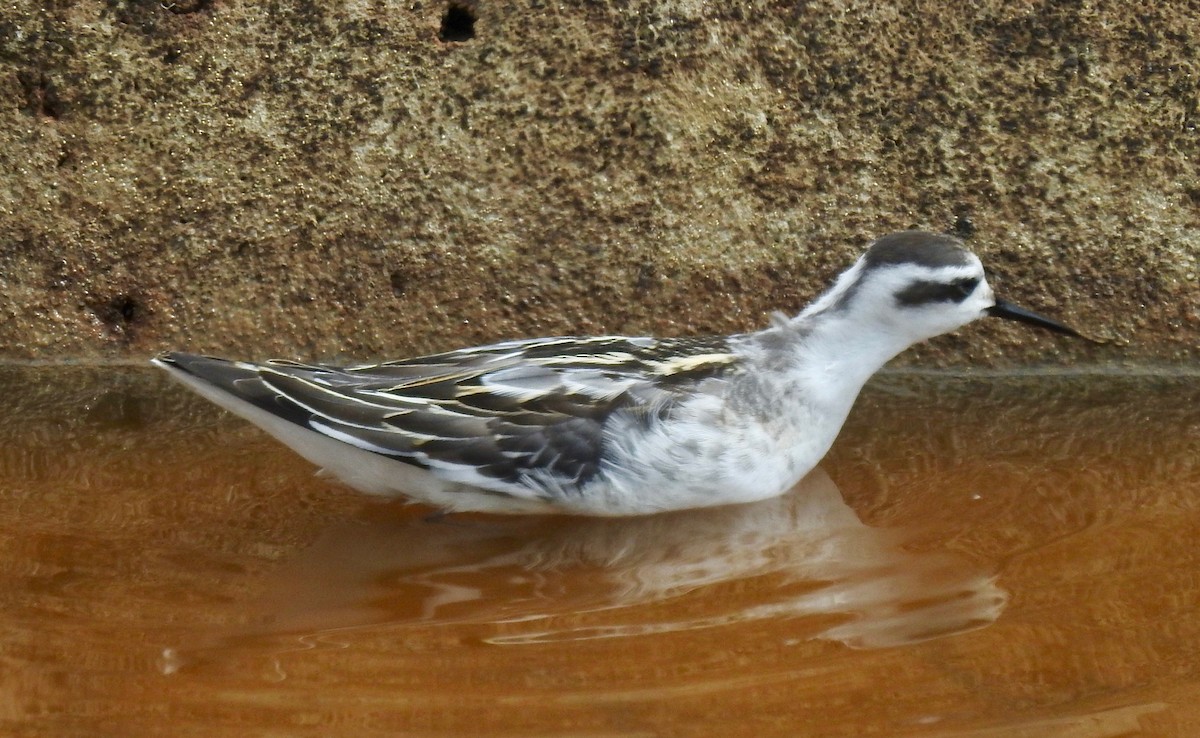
[954,277,980,298]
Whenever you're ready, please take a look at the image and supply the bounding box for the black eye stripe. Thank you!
[896,277,980,306]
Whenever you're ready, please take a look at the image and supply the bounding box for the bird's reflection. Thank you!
[239,468,1006,651]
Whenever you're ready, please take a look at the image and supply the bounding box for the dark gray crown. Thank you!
[863,231,972,270]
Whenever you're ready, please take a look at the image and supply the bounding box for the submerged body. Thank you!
[156,231,1086,515]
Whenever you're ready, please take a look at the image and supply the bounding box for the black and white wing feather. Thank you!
[156,336,742,501]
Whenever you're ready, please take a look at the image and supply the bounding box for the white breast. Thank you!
[565,374,849,516]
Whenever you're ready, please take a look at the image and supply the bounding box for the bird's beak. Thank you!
[987,299,1087,339]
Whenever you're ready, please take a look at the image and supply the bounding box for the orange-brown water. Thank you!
[1,367,1198,737]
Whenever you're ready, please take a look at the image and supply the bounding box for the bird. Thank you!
[154,230,1089,516]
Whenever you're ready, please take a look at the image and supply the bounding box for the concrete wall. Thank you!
[2,0,1197,365]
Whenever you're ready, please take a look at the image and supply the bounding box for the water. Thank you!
[1,366,1197,736]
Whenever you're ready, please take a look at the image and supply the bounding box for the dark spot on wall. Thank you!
[90,294,146,341]
[439,3,476,43]
[951,214,976,239]
[164,0,212,15]
[17,70,64,119]
[390,269,410,297]
[634,263,656,294]
[56,145,75,169]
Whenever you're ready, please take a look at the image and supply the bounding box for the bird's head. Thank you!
[801,231,1088,347]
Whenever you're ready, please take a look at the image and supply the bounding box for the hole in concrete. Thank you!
[389,270,409,297]
[91,294,145,339]
[951,215,975,239]
[164,0,212,15]
[439,3,476,42]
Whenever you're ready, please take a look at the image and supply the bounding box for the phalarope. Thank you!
[155,231,1087,516]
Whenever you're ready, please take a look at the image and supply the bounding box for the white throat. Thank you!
[788,310,915,407]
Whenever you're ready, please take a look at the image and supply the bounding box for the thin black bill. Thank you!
[987,299,1087,339]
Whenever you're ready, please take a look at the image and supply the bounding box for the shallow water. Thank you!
[1,366,1198,737]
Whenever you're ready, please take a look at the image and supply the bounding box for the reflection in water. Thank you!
[7,369,1199,734]
[176,468,1005,664]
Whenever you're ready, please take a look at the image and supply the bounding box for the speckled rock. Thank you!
[0,0,1197,366]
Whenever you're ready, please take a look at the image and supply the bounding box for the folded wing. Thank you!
[157,335,741,500]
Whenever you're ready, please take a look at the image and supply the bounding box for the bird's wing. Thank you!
[158,336,742,499]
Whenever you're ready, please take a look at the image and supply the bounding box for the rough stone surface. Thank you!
[1,0,1197,366]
